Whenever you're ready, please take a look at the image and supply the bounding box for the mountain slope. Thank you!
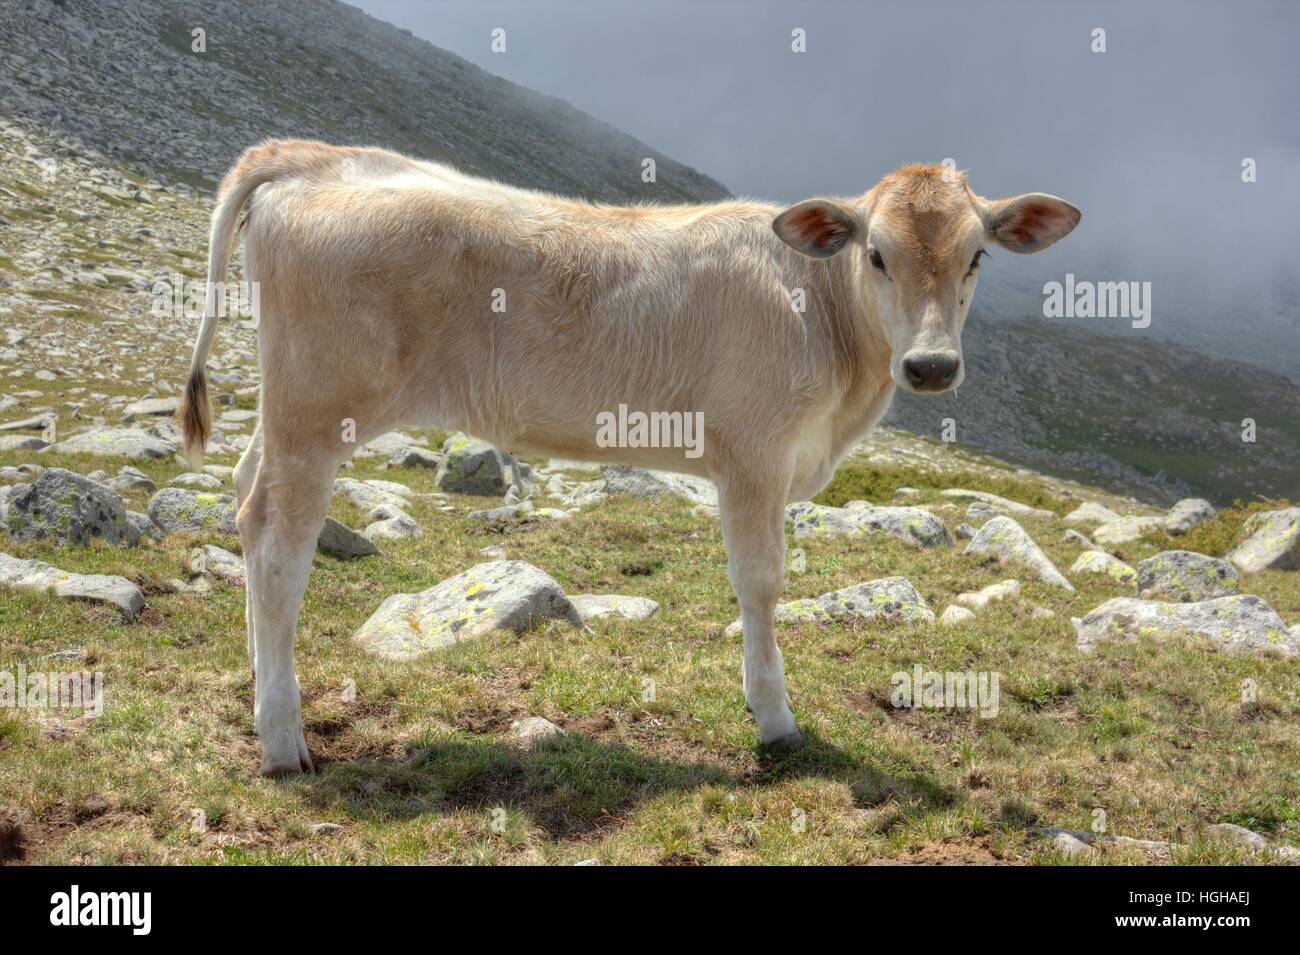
[0,0,729,203]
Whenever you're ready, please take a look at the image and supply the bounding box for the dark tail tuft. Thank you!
[176,368,211,469]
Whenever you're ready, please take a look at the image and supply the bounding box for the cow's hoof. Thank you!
[760,728,806,754]
[260,731,315,777]
[261,752,314,778]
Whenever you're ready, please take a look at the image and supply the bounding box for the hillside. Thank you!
[0,0,729,203]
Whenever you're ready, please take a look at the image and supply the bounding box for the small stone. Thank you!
[1164,498,1216,535]
[939,605,976,626]
[508,716,564,747]
[956,579,1021,610]
[1069,550,1137,586]
[317,516,380,558]
[570,594,660,622]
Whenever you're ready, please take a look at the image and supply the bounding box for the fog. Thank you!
[356,0,1300,375]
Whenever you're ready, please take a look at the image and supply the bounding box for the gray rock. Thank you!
[189,545,246,586]
[1092,515,1165,546]
[6,469,136,546]
[724,576,934,635]
[1206,823,1269,852]
[601,464,717,507]
[435,433,525,496]
[940,488,1054,519]
[387,445,442,469]
[570,594,660,622]
[1136,550,1239,602]
[955,579,1020,609]
[0,551,144,620]
[939,604,976,626]
[334,477,411,511]
[363,431,428,457]
[508,716,564,747]
[170,471,223,490]
[148,488,238,534]
[787,501,953,548]
[364,505,421,540]
[0,435,49,452]
[1063,529,1099,550]
[353,560,582,660]
[963,516,1074,590]
[1073,594,1297,656]
[1165,498,1216,535]
[122,396,180,421]
[105,465,156,494]
[1226,507,1300,573]
[51,427,177,460]
[1069,550,1137,586]
[317,517,380,558]
[954,523,976,540]
[126,511,160,541]
[1064,501,1121,525]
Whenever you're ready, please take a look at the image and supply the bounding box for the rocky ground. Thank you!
[1,15,1299,866]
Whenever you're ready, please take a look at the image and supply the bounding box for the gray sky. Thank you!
[354,0,1300,371]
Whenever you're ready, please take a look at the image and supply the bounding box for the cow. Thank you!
[177,139,1079,775]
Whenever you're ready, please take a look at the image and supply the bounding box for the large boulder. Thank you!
[725,576,934,635]
[787,502,952,548]
[1136,550,1239,602]
[1073,594,1297,656]
[5,469,137,546]
[963,516,1073,590]
[353,560,582,660]
[148,488,238,535]
[601,465,717,507]
[1164,498,1216,535]
[435,433,527,497]
[1226,507,1300,573]
[0,551,144,620]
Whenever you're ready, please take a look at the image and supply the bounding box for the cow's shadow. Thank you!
[298,726,958,841]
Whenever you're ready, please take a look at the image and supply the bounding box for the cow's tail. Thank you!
[176,142,321,469]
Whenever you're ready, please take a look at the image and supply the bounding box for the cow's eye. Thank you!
[868,247,888,277]
[966,249,987,277]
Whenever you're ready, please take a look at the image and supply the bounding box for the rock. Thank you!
[954,523,976,540]
[353,560,582,660]
[121,396,180,421]
[51,427,177,460]
[1033,828,1097,857]
[1226,507,1300,573]
[955,579,1020,609]
[126,511,160,541]
[333,478,412,511]
[939,605,976,626]
[1092,515,1164,546]
[148,488,238,534]
[310,822,346,838]
[787,502,953,548]
[1063,529,1098,550]
[939,488,1055,519]
[724,576,934,635]
[1165,498,1215,535]
[317,517,380,557]
[601,464,718,507]
[0,435,48,452]
[479,545,506,559]
[1206,823,1269,852]
[0,551,144,620]
[435,433,527,496]
[1030,607,1056,619]
[105,465,156,494]
[5,469,137,546]
[364,505,421,540]
[387,445,442,469]
[570,594,660,622]
[963,516,1073,590]
[508,716,564,747]
[1064,501,1121,525]
[1069,550,1137,586]
[363,431,428,457]
[1136,551,1239,602]
[170,471,223,490]
[1073,594,1297,656]
[469,502,534,522]
[189,544,246,586]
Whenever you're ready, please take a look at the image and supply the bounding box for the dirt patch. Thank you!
[0,806,29,863]
[871,837,1018,866]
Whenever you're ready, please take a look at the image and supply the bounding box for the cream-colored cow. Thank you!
[178,140,1079,775]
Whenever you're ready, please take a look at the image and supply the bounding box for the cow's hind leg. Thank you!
[232,423,263,676]
[716,462,804,750]
[238,438,336,776]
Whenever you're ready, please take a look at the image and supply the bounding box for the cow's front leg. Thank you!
[717,465,803,750]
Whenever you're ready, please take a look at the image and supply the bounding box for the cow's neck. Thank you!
[822,249,896,458]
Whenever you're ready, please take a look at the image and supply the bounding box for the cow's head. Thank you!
[773,165,1080,394]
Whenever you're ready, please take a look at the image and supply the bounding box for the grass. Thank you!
[2,440,1298,865]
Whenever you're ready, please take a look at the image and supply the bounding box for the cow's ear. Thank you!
[983,193,1080,254]
[773,199,859,258]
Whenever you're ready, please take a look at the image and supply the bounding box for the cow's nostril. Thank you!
[902,354,960,390]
